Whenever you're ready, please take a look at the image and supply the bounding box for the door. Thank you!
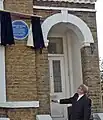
[49,56,67,120]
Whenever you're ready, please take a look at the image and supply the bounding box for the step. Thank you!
[36,115,52,120]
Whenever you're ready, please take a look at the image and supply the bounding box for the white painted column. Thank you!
[66,33,74,96]
[0,0,6,102]
[0,47,6,102]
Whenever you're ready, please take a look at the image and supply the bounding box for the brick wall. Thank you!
[81,46,101,112]
[4,0,33,14]
[3,0,101,119]
[3,0,50,119]
[34,1,94,9]
[35,49,50,114]
[5,41,37,101]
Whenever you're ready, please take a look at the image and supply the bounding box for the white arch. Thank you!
[41,11,94,47]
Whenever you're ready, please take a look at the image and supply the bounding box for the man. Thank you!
[52,84,92,120]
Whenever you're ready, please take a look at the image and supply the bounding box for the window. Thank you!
[48,37,63,54]
[53,60,62,92]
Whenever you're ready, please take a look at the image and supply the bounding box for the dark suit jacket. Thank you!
[60,93,91,120]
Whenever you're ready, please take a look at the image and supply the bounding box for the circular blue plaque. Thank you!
[12,20,29,40]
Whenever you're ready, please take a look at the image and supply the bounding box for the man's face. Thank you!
[77,86,84,95]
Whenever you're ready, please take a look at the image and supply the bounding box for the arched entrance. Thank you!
[42,11,94,120]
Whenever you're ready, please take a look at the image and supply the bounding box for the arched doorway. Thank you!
[42,12,94,120]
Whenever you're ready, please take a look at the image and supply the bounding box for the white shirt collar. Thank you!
[77,94,84,101]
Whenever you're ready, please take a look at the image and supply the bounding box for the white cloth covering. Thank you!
[27,24,34,47]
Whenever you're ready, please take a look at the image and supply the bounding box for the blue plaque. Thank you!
[12,20,29,40]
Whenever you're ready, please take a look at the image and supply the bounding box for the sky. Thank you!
[95,0,103,59]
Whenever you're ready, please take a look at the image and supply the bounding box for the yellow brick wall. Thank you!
[3,0,50,119]
[2,0,101,119]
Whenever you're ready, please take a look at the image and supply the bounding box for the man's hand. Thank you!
[51,100,58,103]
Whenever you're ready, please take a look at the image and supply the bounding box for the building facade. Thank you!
[0,0,102,120]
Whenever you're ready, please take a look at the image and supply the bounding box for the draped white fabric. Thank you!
[27,24,34,47]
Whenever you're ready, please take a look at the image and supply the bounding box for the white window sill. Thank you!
[0,101,39,108]
[0,118,10,120]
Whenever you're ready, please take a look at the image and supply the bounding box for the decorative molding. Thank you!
[0,101,39,108]
[33,6,96,12]
[41,11,94,47]
[35,5,95,47]
[36,0,96,4]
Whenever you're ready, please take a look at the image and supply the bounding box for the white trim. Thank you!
[48,54,64,57]
[66,33,74,96]
[35,0,96,4]
[63,35,70,119]
[63,35,70,98]
[0,0,6,103]
[41,11,94,47]
[0,118,10,120]
[0,47,6,102]
[33,6,96,12]
[0,101,39,108]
